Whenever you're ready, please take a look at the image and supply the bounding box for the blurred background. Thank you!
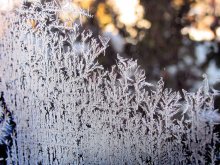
[1,0,220,95]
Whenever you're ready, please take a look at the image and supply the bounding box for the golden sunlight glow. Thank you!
[182,27,215,41]
[104,24,118,34]
[75,0,94,9]
[172,0,184,9]
[189,2,211,16]
[96,3,112,27]
[137,19,151,29]
[184,0,220,41]
[126,27,138,38]
[110,0,144,26]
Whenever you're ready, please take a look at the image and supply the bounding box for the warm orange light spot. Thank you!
[189,1,212,16]
[185,0,220,41]
[196,18,213,30]
[126,27,138,38]
[202,16,214,27]
[96,3,112,27]
[104,24,118,34]
[137,19,151,29]
[172,0,184,9]
[28,19,37,29]
[76,0,94,9]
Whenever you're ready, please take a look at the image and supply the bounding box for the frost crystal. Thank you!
[0,1,219,164]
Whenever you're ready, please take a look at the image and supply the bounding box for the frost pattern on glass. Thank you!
[0,2,219,165]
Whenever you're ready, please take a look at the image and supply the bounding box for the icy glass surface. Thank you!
[0,1,219,164]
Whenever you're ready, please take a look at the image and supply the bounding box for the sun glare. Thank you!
[110,0,144,26]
